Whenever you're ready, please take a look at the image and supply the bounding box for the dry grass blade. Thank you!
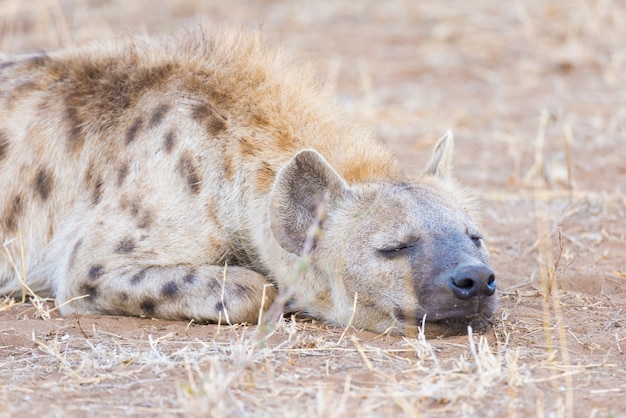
[338,291,358,344]
[532,109,574,418]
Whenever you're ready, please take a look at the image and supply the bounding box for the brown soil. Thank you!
[1,1,625,417]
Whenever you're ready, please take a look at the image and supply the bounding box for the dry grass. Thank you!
[1,0,626,417]
[1,295,621,417]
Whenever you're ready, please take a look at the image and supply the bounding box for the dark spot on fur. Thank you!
[79,283,98,301]
[149,104,169,128]
[84,162,104,205]
[126,117,143,144]
[34,168,53,201]
[4,195,24,233]
[119,292,129,302]
[117,163,129,186]
[115,238,135,254]
[84,161,95,184]
[206,278,222,293]
[256,162,276,192]
[163,130,176,153]
[191,102,211,121]
[130,268,148,285]
[183,270,196,284]
[81,63,103,82]
[234,283,250,298]
[176,151,202,195]
[27,53,49,68]
[0,61,16,72]
[92,178,104,205]
[120,196,153,228]
[162,281,179,298]
[208,117,227,135]
[140,298,156,316]
[137,212,153,229]
[0,131,9,161]
[129,200,140,217]
[88,265,104,280]
[215,301,226,313]
[68,239,83,270]
[65,102,85,154]
[191,102,227,136]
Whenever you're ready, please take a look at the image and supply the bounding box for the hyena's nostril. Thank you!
[449,264,495,300]
[450,276,479,299]
[485,274,496,296]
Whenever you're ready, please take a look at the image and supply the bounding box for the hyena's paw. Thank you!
[59,264,277,324]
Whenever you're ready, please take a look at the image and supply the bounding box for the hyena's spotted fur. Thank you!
[0,26,496,335]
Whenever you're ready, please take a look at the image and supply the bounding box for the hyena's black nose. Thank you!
[449,263,496,300]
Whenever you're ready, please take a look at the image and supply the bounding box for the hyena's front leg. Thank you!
[59,264,277,324]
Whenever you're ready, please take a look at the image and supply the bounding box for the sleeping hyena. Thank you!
[0,26,496,336]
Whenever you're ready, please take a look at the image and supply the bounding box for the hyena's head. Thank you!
[270,133,496,336]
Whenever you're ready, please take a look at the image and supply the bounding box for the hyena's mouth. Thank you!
[429,313,495,335]
[393,308,495,337]
[394,295,497,325]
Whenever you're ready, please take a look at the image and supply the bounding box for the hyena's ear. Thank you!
[270,149,348,255]
[424,130,454,178]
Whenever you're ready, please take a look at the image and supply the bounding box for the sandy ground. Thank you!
[1,0,625,417]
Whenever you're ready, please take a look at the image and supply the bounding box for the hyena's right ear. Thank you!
[424,130,454,178]
[270,150,348,255]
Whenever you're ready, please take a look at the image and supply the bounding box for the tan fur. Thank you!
[0,26,495,335]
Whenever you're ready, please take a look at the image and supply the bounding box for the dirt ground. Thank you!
[1,0,625,417]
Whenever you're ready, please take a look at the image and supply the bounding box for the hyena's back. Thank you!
[0,26,400,322]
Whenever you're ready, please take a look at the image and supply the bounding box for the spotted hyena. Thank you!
[0,26,496,335]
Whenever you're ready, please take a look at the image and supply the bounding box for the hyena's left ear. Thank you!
[270,149,348,255]
[424,130,454,178]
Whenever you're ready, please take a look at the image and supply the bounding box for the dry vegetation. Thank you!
[1,0,625,417]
